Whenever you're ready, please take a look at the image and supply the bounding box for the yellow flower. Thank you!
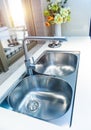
[54,14,63,24]
[44,10,50,16]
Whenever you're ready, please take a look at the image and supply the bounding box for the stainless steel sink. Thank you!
[7,75,72,121]
[34,51,77,77]
[0,49,80,127]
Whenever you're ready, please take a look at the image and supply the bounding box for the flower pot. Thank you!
[54,24,62,36]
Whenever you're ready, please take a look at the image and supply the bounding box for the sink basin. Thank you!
[0,49,80,126]
[34,51,77,76]
[7,75,72,121]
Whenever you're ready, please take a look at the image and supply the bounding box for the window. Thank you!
[8,0,25,27]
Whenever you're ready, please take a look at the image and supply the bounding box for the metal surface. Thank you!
[48,41,62,48]
[0,50,80,126]
[23,36,67,75]
[34,51,77,76]
[7,75,72,121]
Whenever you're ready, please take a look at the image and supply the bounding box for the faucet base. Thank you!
[48,42,61,48]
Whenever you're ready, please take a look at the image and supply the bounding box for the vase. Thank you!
[48,24,62,48]
[54,24,62,37]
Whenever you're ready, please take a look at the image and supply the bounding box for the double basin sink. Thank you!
[0,50,80,126]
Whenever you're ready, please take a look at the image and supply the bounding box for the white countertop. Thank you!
[0,37,91,130]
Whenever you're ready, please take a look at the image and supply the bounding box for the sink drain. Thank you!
[26,100,40,112]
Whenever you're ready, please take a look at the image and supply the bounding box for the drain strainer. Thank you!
[26,100,39,112]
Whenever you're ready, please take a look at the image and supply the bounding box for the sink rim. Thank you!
[35,50,80,63]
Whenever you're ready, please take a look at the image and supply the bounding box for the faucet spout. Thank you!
[23,36,67,75]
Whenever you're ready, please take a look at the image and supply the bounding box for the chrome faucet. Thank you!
[23,36,67,75]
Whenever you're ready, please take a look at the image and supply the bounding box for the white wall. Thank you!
[62,0,91,36]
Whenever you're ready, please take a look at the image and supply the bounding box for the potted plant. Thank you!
[44,0,71,36]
